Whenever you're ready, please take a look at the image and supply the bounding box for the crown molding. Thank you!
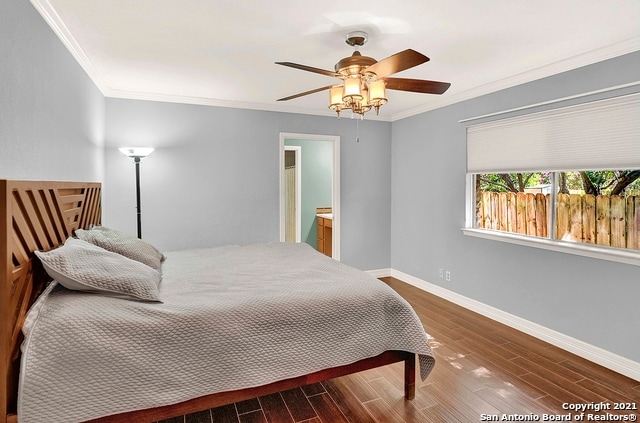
[392,37,640,121]
[30,0,110,94]
[105,89,393,121]
[31,0,639,123]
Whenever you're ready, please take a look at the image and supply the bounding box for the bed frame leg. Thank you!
[404,353,416,400]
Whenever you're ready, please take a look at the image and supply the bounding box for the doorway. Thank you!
[284,146,301,242]
[279,132,340,260]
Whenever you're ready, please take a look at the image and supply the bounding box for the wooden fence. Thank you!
[477,192,640,250]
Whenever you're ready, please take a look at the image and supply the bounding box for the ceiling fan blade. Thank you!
[277,85,334,101]
[366,49,430,78]
[384,78,451,95]
[275,62,339,78]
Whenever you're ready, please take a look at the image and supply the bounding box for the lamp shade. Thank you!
[342,77,362,101]
[369,80,387,106]
[361,86,370,106]
[119,147,154,158]
[329,85,344,110]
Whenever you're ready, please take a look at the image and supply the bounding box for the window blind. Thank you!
[466,92,640,173]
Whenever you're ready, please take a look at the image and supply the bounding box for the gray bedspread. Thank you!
[19,242,434,422]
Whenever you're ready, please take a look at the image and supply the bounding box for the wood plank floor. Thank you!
[158,277,639,423]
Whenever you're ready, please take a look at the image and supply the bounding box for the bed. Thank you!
[0,180,435,423]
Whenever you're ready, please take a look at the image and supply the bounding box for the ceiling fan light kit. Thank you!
[276,31,450,118]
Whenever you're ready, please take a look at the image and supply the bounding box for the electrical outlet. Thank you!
[439,268,444,278]
[445,270,451,282]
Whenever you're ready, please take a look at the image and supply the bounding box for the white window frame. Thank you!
[462,174,640,266]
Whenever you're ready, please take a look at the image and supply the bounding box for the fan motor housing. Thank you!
[335,51,377,78]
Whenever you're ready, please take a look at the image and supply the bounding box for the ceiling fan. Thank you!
[276,31,451,117]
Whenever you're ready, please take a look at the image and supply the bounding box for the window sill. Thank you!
[461,228,640,267]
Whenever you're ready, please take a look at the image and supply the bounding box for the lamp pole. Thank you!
[119,147,154,239]
[134,156,142,238]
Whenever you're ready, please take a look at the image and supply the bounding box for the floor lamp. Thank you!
[119,147,154,238]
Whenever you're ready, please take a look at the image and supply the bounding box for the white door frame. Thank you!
[284,145,302,242]
[279,132,340,261]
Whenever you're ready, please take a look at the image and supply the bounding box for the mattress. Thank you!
[19,242,434,422]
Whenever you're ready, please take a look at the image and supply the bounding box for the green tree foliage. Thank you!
[576,170,640,195]
[479,170,640,195]
[478,173,550,193]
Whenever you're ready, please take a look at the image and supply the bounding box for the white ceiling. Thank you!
[33,0,640,121]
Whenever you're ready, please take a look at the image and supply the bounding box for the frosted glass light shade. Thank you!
[119,147,155,158]
[369,80,387,106]
[329,85,344,110]
[361,86,370,106]
[342,77,362,101]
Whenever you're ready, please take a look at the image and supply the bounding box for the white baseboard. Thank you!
[366,268,640,381]
[365,268,392,279]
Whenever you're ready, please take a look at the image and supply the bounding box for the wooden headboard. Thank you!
[0,180,101,422]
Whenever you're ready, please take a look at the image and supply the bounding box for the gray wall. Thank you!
[285,138,333,248]
[104,99,392,271]
[391,51,640,362]
[0,0,105,182]
[4,0,637,366]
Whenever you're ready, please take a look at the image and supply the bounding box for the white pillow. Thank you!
[75,226,165,271]
[35,238,162,302]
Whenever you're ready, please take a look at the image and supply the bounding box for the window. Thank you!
[474,171,640,251]
[464,92,640,265]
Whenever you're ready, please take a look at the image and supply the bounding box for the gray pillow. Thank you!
[35,238,162,302]
[75,226,165,271]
